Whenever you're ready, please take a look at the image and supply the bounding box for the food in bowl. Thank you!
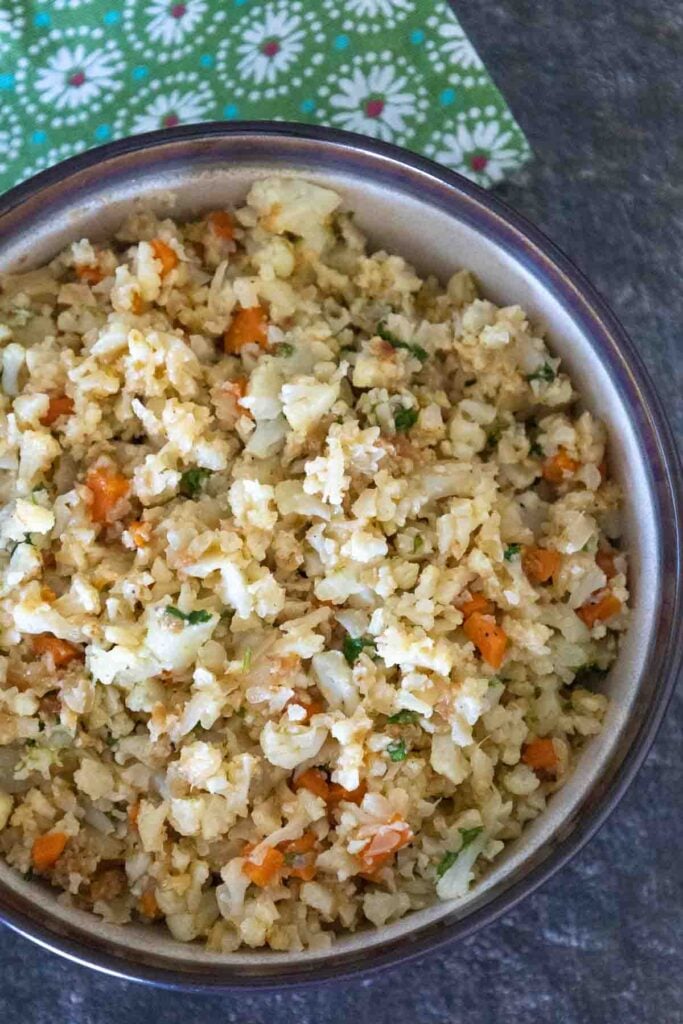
[0,177,628,952]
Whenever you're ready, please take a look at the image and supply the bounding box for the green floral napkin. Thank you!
[0,0,530,196]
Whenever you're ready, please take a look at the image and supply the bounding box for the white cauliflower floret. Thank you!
[248,177,341,252]
[0,499,54,544]
[17,431,61,494]
[177,741,224,790]
[144,605,218,672]
[312,650,359,714]
[73,759,115,801]
[430,733,468,786]
[260,720,328,769]
[229,478,277,532]
[375,624,453,676]
[281,376,340,434]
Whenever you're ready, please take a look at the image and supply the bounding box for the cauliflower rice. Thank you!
[0,177,629,952]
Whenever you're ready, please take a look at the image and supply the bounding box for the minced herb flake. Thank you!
[394,407,418,433]
[387,739,407,762]
[179,467,212,498]
[241,647,253,672]
[377,322,428,363]
[165,606,213,625]
[342,635,376,666]
[387,710,419,725]
[504,543,522,561]
[526,362,556,384]
[529,440,544,457]
[436,826,484,877]
[278,343,294,357]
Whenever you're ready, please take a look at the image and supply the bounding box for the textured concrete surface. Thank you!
[1,1,681,1020]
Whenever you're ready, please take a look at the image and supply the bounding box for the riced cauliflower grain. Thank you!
[0,177,628,952]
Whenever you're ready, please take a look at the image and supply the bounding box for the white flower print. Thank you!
[0,5,24,60]
[435,19,483,70]
[128,85,213,134]
[328,0,414,21]
[36,0,95,9]
[34,43,123,111]
[0,108,21,177]
[235,4,305,86]
[344,0,412,14]
[143,0,208,47]
[324,62,424,143]
[428,121,519,186]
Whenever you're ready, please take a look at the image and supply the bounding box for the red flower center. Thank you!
[170,3,186,17]
[470,152,488,172]
[261,39,280,57]
[163,113,180,128]
[364,97,384,118]
[68,71,86,87]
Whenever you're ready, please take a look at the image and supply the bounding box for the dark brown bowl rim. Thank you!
[0,122,680,991]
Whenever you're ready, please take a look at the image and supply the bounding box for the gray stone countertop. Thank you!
[1,0,681,1020]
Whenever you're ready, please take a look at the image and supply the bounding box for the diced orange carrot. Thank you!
[577,590,622,628]
[242,844,285,887]
[131,292,144,315]
[225,375,248,399]
[328,781,367,808]
[207,210,235,240]
[458,593,494,617]
[150,238,178,276]
[40,394,74,427]
[463,612,508,669]
[542,448,580,484]
[224,306,269,354]
[75,263,104,285]
[40,586,56,603]
[293,767,330,801]
[128,801,140,827]
[128,520,151,549]
[86,466,129,524]
[522,737,559,775]
[359,816,413,874]
[596,549,617,579]
[281,832,318,881]
[287,691,325,721]
[32,634,83,668]
[32,832,68,872]
[522,545,561,584]
[139,888,161,919]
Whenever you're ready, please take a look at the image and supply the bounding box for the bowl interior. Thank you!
[0,129,670,982]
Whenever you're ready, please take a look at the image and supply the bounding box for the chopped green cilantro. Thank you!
[394,407,418,433]
[529,440,544,457]
[179,467,212,498]
[165,606,213,625]
[387,710,419,725]
[503,543,522,561]
[436,826,484,877]
[387,739,407,762]
[342,635,376,666]
[413,535,424,552]
[278,343,294,357]
[241,647,253,672]
[484,425,502,452]
[377,322,428,363]
[526,362,556,384]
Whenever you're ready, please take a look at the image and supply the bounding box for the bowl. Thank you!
[0,122,680,990]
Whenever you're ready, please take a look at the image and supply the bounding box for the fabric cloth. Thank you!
[0,0,530,195]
